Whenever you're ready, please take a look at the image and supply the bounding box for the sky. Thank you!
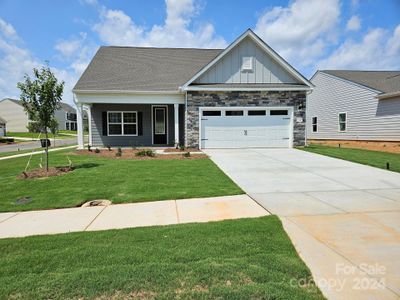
[0,0,399,105]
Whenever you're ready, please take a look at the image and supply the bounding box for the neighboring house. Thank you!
[73,29,313,149]
[307,70,400,145]
[0,116,6,136]
[0,98,77,132]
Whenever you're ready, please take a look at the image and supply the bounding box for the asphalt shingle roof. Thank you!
[322,70,400,94]
[73,46,223,92]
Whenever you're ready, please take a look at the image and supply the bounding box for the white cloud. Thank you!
[92,0,226,48]
[254,0,340,67]
[317,25,400,70]
[346,15,361,31]
[0,18,84,105]
[55,33,87,58]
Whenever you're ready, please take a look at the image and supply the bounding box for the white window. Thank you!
[312,117,317,132]
[338,113,347,132]
[108,111,137,136]
[241,57,253,71]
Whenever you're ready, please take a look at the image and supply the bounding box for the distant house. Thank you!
[0,116,6,136]
[0,98,77,132]
[307,70,400,146]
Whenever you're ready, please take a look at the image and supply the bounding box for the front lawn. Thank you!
[301,144,400,173]
[0,151,243,212]
[0,216,324,299]
[6,131,75,139]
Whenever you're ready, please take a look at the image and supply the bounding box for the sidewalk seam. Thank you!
[0,212,21,224]
[83,206,108,231]
[174,200,181,224]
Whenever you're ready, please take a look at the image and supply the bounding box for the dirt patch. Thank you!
[164,147,199,153]
[18,166,74,179]
[75,149,207,160]
[308,139,400,154]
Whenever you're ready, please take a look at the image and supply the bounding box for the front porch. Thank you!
[76,102,184,148]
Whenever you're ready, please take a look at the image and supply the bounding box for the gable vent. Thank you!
[242,57,254,72]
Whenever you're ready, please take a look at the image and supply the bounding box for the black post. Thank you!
[386,162,390,170]
[45,129,49,172]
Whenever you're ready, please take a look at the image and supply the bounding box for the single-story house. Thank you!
[0,98,77,132]
[307,70,400,146]
[0,116,6,137]
[73,29,313,149]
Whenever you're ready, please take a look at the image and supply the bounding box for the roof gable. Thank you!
[182,29,312,89]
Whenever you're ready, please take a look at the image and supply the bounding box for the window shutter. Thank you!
[138,112,143,136]
[102,112,108,136]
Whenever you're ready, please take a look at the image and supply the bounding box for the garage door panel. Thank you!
[200,108,292,149]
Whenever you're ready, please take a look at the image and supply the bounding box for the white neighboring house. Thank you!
[0,116,6,136]
[307,70,400,143]
[0,98,77,132]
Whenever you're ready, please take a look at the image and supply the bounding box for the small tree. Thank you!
[17,65,64,171]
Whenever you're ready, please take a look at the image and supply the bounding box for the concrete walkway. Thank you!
[0,145,78,161]
[205,148,400,300]
[0,195,268,239]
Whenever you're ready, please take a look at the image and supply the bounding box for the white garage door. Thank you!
[200,107,292,149]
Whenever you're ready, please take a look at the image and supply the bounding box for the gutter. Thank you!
[375,91,400,100]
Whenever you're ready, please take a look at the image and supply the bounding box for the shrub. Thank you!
[87,145,91,152]
[135,149,155,157]
[115,147,122,157]
[106,145,111,151]
[26,122,42,133]
[183,151,191,158]
[94,148,100,153]
[179,144,185,151]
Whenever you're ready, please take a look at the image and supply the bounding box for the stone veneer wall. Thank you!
[185,91,306,148]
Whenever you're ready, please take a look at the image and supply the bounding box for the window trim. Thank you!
[225,110,244,116]
[311,116,318,133]
[107,111,138,136]
[338,112,347,132]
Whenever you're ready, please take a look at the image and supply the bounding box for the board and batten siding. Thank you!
[307,72,400,141]
[91,104,175,147]
[194,37,297,84]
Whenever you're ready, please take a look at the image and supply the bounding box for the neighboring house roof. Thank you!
[59,102,76,112]
[321,70,400,96]
[73,47,222,92]
[0,98,75,112]
[0,116,6,124]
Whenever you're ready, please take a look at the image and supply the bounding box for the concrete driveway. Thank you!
[205,148,400,300]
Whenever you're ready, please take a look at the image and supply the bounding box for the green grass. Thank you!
[301,144,400,173]
[0,216,324,299]
[0,151,243,212]
[6,131,75,139]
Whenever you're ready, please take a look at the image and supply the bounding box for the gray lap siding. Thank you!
[185,91,306,148]
[91,104,175,147]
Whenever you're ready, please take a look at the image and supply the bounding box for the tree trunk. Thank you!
[45,129,49,172]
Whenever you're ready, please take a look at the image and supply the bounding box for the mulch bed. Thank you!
[75,149,207,160]
[19,166,74,179]
[164,147,200,153]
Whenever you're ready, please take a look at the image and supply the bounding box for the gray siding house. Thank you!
[307,71,400,143]
[0,116,6,136]
[73,29,313,149]
[0,98,77,132]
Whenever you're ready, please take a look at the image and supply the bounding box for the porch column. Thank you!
[174,103,180,146]
[76,103,84,149]
[85,104,92,146]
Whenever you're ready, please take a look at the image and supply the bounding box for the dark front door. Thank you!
[153,106,167,144]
